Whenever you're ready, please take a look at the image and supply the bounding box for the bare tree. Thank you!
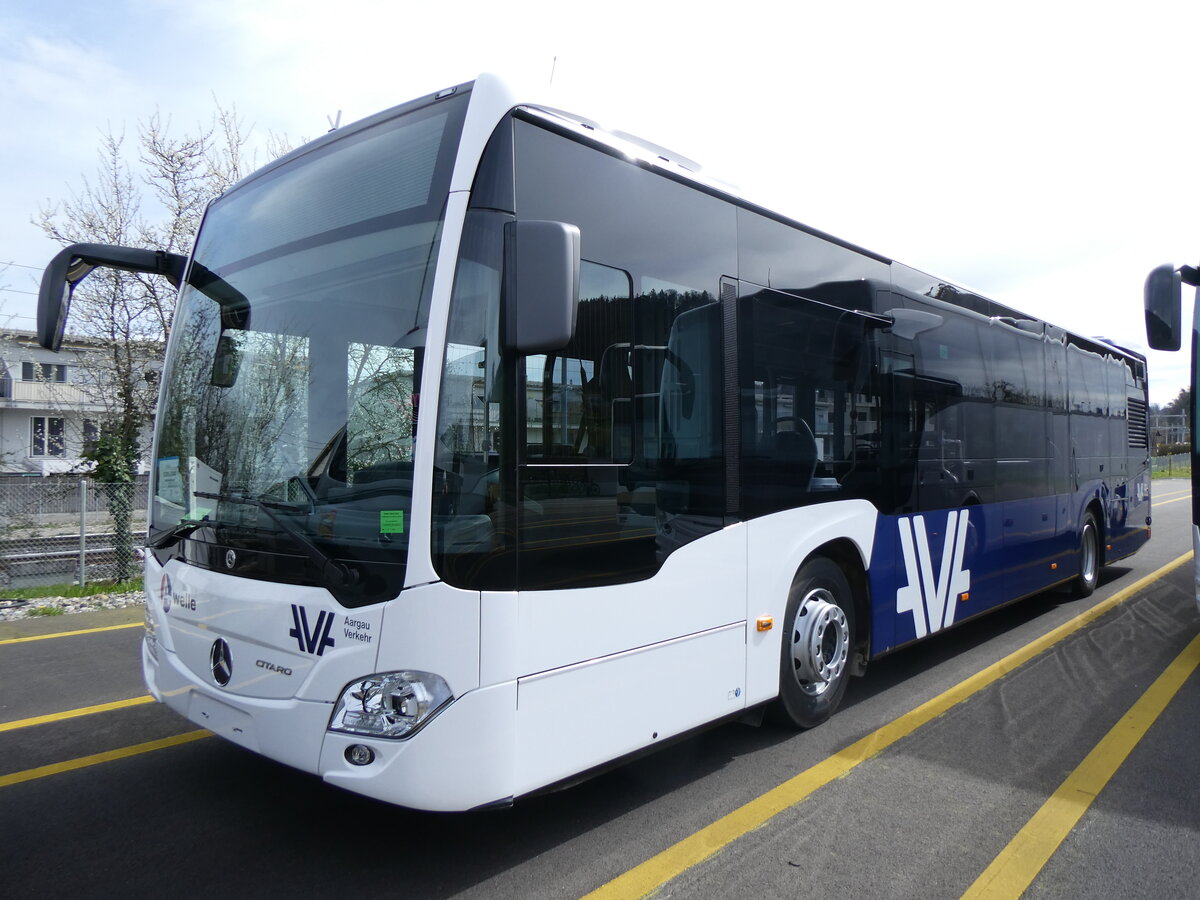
[137,102,284,336]
[34,106,294,578]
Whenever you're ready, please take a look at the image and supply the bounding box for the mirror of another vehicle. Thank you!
[1144,263,1182,351]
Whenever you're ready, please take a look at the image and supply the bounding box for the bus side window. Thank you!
[739,288,882,515]
[523,261,633,463]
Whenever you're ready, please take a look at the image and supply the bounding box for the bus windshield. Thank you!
[150,89,469,604]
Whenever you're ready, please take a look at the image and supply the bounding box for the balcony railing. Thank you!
[1,380,96,406]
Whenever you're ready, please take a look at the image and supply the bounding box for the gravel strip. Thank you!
[0,591,144,622]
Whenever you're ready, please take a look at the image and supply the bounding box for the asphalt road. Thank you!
[2,481,1197,899]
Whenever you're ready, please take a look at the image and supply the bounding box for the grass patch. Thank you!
[1152,468,1192,480]
[28,606,66,617]
[0,579,142,601]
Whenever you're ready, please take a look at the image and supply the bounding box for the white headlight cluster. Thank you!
[329,671,453,740]
[144,587,159,662]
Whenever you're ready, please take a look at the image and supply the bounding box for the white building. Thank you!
[0,329,141,475]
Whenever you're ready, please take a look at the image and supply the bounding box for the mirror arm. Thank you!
[38,243,189,349]
[53,243,187,287]
[37,242,254,350]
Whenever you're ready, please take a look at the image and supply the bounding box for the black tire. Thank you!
[1073,510,1100,598]
[773,557,856,729]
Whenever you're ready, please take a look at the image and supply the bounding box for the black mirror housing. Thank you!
[37,243,187,350]
[209,333,243,387]
[37,253,78,353]
[503,220,580,354]
[1144,263,1183,351]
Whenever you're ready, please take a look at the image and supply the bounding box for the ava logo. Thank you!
[896,510,972,639]
[289,604,336,656]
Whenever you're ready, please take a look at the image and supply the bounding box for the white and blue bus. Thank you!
[39,75,1150,811]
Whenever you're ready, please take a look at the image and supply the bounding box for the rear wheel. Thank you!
[1073,510,1100,597]
[774,557,856,729]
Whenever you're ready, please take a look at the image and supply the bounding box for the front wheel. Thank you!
[1073,510,1100,598]
[773,557,856,729]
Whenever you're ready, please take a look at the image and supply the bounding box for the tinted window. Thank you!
[737,210,889,298]
[913,305,996,463]
[986,323,1049,483]
[510,120,735,589]
[1107,354,1128,454]
[739,288,883,516]
[1068,343,1111,465]
[152,93,468,603]
[906,302,997,507]
[514,120,735,293]
[524,262,634,463]
[431,209,515,589]
[1046,330,1071,492]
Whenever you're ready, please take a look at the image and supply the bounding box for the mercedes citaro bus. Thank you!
[38,75,1150,810]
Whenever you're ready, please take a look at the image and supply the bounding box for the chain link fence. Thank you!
[1151,453,1191,476]
[0,476,148,590]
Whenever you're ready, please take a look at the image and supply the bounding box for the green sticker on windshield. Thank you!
[380,510,405,534]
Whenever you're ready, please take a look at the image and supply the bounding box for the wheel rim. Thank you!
[1081,521,1098,586]
[790,587,849,697]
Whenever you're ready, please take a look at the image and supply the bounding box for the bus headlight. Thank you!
[143,602,159,662]
[329,671,453,740]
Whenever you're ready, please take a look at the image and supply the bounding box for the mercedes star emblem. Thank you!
[160,572,172,613]
[225,549,237,569]
[210,638,233,686]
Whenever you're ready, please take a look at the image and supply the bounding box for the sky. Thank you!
[2,0,1197,405]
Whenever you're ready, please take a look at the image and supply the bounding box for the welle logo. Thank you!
[895,510,972,639]
[290,604,336,656]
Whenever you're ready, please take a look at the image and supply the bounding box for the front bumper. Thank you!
[143,640,517,811]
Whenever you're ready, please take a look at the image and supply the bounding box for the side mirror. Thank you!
[1144,263,1183,351]
[503,220,580,354]
[37,243,186,350]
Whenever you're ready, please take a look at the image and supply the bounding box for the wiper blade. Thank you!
[147,519,206,550]
[194,491,359,590]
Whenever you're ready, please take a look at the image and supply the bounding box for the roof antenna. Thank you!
[549,56,557,86]
[326,110,342,133]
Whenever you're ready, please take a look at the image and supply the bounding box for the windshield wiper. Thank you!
[147,519,207,550]
[194,491,359,591]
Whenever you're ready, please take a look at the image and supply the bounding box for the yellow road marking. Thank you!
[962,630,1200,899]
[0,730,210,789]
[1153,494,1192,506]
[0,695,155,733]
[582,550,1193,900]
[0,622,142,646]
